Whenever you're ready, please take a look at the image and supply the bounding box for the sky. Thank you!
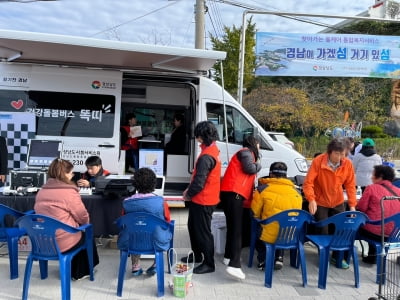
[0,0,378,49]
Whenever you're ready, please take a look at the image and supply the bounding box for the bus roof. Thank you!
[0,30,226,73]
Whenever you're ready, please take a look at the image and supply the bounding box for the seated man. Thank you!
[251,161,303,271]
[77,156,110,188]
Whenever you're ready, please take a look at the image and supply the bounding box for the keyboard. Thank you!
[79,187,93,195]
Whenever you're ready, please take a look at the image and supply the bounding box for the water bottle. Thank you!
[356,186,362,198]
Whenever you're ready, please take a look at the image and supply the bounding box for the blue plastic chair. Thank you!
[0,204,33,279]
[248,209,314,288]
[357,212,400,284]
[115,212,175,297]
[15,214,94,300]
[306,211,368,289]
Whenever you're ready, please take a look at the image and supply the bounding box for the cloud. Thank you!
[0,0,376,48]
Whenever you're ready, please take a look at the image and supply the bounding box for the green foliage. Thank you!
[243,86,339,137]
[362,125,389,138]
[210,18,256,97]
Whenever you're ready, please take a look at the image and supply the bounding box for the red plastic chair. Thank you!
[306,211,368,289]
[0,204,33,279]
[248,209,314,288]
[15,214,94,300]
[115,212,174,297]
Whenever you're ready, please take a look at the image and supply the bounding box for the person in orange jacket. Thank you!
[303,137,356,269]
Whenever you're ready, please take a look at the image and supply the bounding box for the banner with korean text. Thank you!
[255,32,400,78]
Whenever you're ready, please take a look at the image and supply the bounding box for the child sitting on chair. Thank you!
[117,167,171,276]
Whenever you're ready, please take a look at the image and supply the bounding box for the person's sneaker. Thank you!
[222,258,230,266]
[226,266,245,280]
[330,257,349,269]
[146,264,157,276]
[72,274,90,281]
[274,257,283,270]
[362,255,376,264]
[132,268,143,276]
[257,261,265,271]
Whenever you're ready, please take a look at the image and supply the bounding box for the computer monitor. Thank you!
[27,140,62,168]
[138,148,164,176]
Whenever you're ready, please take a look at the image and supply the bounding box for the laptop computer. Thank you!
[26,139,62,170]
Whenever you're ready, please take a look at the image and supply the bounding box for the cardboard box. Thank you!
[211,212,227,254]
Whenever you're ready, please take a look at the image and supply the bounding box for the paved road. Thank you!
[0,208,390,300]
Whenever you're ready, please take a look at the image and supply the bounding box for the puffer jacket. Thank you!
[34,178,89,252]
[251,177,302,243]
[357,180,400,236]
[352,152,382,187]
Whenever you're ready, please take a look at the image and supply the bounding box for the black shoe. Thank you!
[362,255,376,264]
[193,263,215,274]
[257,261,265,271]
[274,257,283,270]
[181,254,202,264]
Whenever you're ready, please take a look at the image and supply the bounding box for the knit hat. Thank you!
[362,138,375,147]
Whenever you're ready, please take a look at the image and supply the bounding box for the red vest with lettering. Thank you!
[191,143,221,206]
[221,148,256,204]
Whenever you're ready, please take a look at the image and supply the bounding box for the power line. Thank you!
[207,0,225,37]
[89,0,182,38]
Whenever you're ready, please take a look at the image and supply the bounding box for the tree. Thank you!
[209,18,256,97]
[243,86,339,137]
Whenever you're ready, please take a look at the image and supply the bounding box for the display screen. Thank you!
[138,149,164,176]
[27,140,62,167]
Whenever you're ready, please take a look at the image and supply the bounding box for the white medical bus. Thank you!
[0,30,308,206]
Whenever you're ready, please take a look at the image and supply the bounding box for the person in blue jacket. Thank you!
[117,167,171,276]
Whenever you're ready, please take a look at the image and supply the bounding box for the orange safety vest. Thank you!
[221,148,256,203]
[191,143,221,206]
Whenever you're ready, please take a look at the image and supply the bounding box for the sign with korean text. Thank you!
[255,32,400,78]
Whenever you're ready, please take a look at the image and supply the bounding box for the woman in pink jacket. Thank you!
[34,159,99,280]
[357,165,400,264]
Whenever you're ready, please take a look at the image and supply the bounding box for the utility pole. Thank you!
[195,0,205,49]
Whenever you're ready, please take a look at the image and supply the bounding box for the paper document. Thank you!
[130,126,142,138]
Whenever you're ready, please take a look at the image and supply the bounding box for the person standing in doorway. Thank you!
[220,135,261,280]
[165,113,186,155]
[121,113,140,173]
[181,121,221,274]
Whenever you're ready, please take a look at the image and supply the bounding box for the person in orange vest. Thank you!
[220,135,261,280]
[181,121,221,274]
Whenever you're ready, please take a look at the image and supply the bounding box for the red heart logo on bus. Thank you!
[11,99,23,110]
